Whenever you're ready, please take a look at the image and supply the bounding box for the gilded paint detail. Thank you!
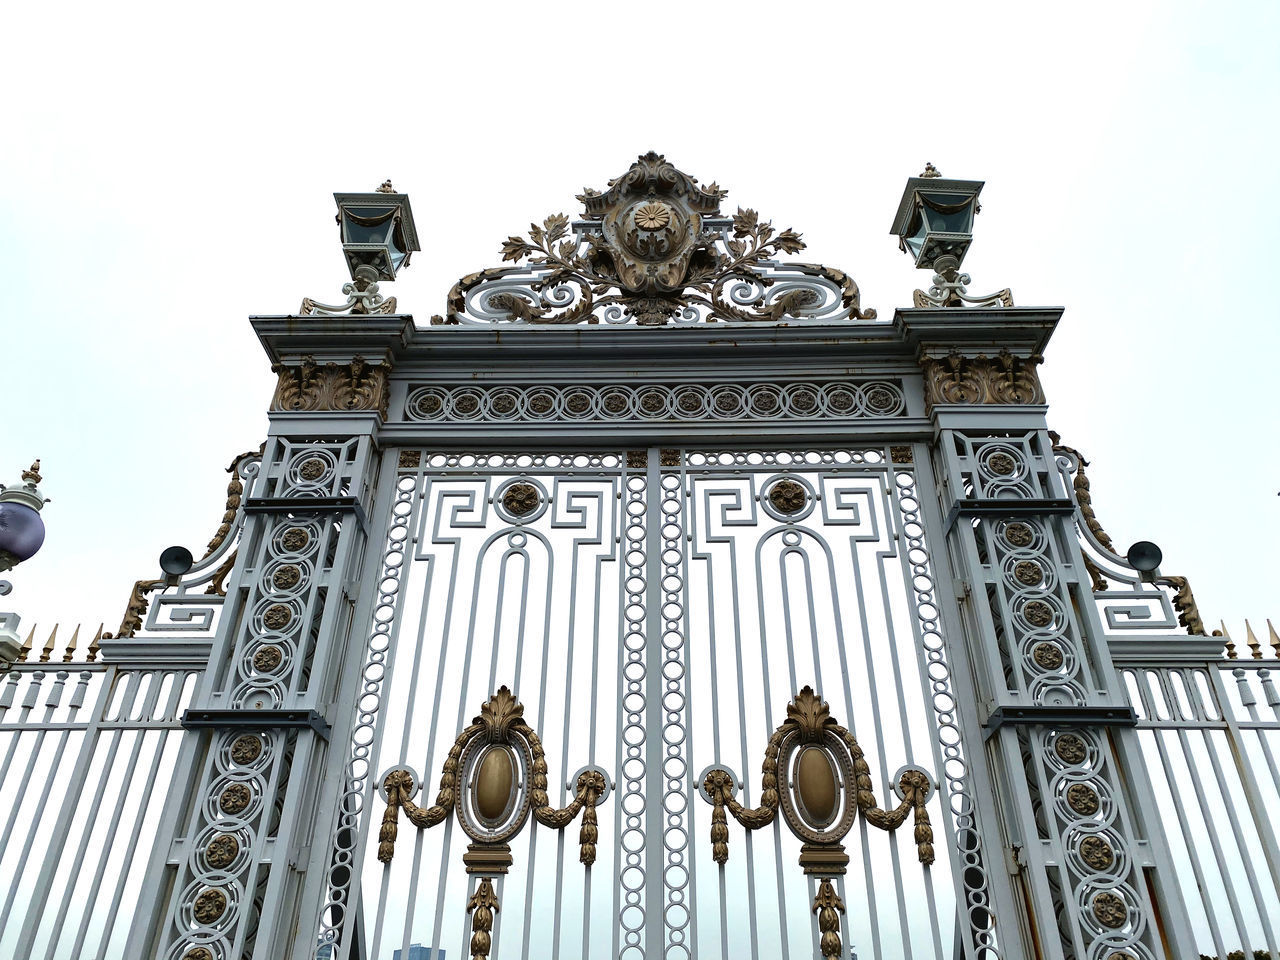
[219,783,251,815]
[1080,835,1115,871]
[438,152,874,326]
[768,479,807,515]
[205,834,240,869]
[1067,782,1100,816]
[272,564,301,590]
[192,888,227,924]
[1032,642,1064,669]
[1014,560,1043,586]
[1054,734,1087,764]
[230,735,262,765]
[501,483,540,517]
[262,605,292,630]
[271,355,391,418]
[1092,891,1127,929]
[920,350,1044,410]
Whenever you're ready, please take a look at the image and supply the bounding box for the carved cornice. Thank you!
[270,355,391,417]
[919,349,1044,410]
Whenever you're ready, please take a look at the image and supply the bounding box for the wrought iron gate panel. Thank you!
[678,446,993,960]
[0,659,201,960]
[1117,655,1280,958]
[339,451,635,960]
[331,443,1001,960]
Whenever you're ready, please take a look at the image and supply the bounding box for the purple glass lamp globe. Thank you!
[0,501,45,563]
[0,461,48,570]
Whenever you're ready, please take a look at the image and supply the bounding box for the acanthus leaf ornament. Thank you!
[700,685,936,960]
[438,152,876,326]
[376,686,609,960]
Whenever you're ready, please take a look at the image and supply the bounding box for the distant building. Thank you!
[392,945,444,960]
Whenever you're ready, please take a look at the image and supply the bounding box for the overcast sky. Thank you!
[2,0,1276,642]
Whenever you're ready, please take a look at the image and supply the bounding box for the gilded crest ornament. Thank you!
[702,686,934,960]
[437,152,875,326]
[987,452,1017,475]
[182,949,213,960]
[377,687,608,960]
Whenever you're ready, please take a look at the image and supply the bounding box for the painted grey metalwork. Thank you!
[4,161,1274,960]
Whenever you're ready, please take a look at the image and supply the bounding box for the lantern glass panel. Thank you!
[342,206,397,245]
[905,210,928,258]
[920,192,975,234]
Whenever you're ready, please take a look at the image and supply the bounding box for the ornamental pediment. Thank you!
[436,151,876,326]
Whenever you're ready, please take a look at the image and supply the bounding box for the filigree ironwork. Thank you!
[377,687,607,960]
[270,355,391,417]
[435,152,876,326]
[701,685,935,960]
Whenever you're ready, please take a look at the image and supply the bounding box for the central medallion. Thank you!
[633,201,672,231]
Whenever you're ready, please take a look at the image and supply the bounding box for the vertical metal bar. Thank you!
[644,446,665,960]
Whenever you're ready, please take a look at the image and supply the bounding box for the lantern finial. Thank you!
[920,163,941,179]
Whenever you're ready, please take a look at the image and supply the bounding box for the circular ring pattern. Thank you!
[192,888,227,924]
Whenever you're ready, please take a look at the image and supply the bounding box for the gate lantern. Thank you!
[0,461,47,573]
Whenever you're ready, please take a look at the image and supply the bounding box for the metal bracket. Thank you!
[984,704,1137,732]
[944,498,1076,534]
[243,495,368,533]
[182,708,331,738]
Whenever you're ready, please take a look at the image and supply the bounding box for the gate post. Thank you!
[126,318,409,960]
[907,307,1195,960]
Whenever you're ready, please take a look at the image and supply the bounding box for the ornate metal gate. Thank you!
[3,155,1277,960]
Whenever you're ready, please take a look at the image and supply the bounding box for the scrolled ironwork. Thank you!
[434,152,876,326]
[377,687,608,960]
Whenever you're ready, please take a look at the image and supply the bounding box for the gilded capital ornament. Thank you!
[919,350,1044,410]
[271,355,391,418]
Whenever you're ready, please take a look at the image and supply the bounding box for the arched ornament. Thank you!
[436,152,877,327]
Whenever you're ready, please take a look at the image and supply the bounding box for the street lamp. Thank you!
[301,181,421,316]
[0,461,48,669]
[890,164,1011,308]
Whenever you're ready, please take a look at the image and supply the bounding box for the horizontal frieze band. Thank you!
[402,378,908,424]
[943,497,1076,532]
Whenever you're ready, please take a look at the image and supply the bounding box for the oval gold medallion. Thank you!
[795,746,839,826]
[475,746,515,824]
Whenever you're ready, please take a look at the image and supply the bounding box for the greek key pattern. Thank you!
[403,379,906,424]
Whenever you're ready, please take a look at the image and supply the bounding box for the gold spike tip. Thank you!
[1268,620,1280,658]
[1246,620,1263,659]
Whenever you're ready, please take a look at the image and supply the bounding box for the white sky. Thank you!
[1,0,1277,641]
